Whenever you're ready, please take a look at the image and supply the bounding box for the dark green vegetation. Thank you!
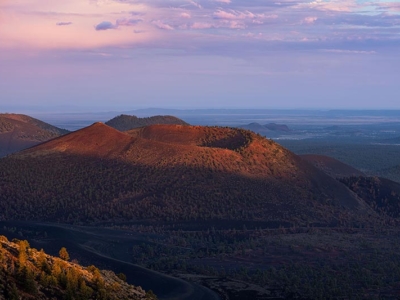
[105,114,188,131]
[0,114,69,157]
[0,235,156,300]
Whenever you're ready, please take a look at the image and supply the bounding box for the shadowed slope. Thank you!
[0,114,68,157]
[0,124,372,227]
[376,164,400,183]
[301,154,365,179]
[340,176,400,218]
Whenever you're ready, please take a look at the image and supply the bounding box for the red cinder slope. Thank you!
[22,122,133,158]
[0,124,373,225]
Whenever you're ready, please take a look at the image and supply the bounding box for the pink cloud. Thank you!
[213,9,274,22]
[152,20,174,30]
[191,22,214,29]
[228,21,246,29]
[252,20,264,24]
[303,17,318,24]
[214,10,246,20]
[322,49,376,54]
[180,12,191,19]
[116,18,142,26]
[1,0,398,57]
[56,22,73,26]
[302,0,357,12]
[190,1,202,9]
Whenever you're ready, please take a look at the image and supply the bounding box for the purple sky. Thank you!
[1,0,400,111]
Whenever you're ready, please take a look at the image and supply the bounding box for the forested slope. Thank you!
[0,123,372,227]
[0,236,156,300]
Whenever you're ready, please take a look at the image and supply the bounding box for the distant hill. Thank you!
[0,114,69,157]
[240,122,291,136]
[0,235,155,300]
[0,123,373,227]
[105,114,188,131]
[301,154,365,179]
[265,123,291,132]
[240,123,271,134]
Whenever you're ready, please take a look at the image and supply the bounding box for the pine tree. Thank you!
[6,282,19,300]
[59,247,70,261]
[18,266,37,294]
[18,240,29,269]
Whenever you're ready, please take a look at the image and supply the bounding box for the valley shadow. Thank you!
[0,221,220,300]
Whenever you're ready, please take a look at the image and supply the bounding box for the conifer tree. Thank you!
[59,247,70,261]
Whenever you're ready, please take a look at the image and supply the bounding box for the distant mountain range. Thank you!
[0,114,68,157]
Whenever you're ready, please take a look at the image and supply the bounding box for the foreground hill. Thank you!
[105,114,188,131]
[0,114,68,157]
[0,123,372,226]
[0,235,155,300]
[301,154,365,179]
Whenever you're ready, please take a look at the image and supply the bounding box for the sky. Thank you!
[0,0,400,111]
